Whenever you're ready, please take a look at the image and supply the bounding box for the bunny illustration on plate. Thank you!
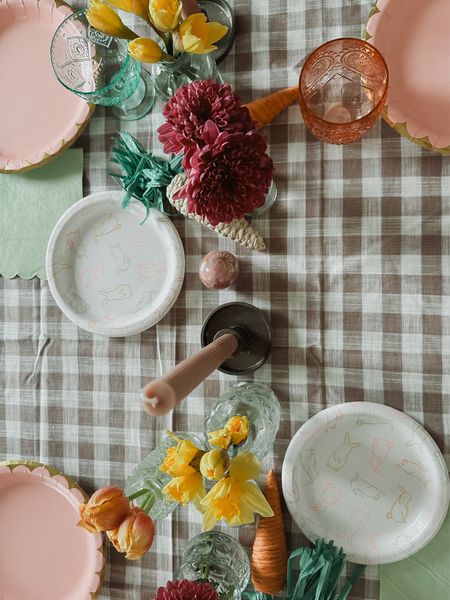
[100,284,133,305]
[109,243,130,273]
[311,482,343,512]
[66,229,87,259]
[327,432,360,471]
[94,214,121,241]
[386,485,412,523]
[64,284,90,313]
[350,473,385,500]
[337,508,369,543]
[370,437,394,476]
[299,449,319,485]
[76,259,105,288]
[396,459,431,487]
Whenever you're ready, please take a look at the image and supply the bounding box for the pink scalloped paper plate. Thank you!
[0,0,93,172]
[366,0,450,154]
[0,460,104,600]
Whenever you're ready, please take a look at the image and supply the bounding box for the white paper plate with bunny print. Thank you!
[282,402,449,564]
[46,191,185,337]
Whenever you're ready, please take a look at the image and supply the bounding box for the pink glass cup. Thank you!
[298,38,389,144]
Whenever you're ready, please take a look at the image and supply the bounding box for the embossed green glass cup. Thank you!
[175,531,250,600]
[51,9,155,120]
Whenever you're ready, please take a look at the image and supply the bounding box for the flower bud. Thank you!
[107,507,155,559]
[78,485,131,533]
[149,0,182,32]
[200,449,227,481]
[87,0,137,40]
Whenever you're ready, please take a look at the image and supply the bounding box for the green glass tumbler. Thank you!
[50,9,155,120]
[175,531,250,600]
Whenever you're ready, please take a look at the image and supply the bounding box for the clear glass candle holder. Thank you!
[204,382,281,459]
[51,9,155,120]
[175,531,250,600]
[125,433,204,519]
[298,37,388,144]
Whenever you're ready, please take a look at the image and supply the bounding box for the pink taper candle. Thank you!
[141,333,238,416]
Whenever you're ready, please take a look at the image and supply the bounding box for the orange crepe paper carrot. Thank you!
[244,86,299,129]
[251,469,288,595]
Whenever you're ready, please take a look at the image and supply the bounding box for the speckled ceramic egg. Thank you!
[199,251,240,289]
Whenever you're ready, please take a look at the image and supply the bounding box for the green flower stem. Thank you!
[127,488,150,501]
[142,492,156,514]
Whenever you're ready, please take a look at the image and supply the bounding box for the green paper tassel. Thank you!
[109,131,183,222]
[244,539,364,600]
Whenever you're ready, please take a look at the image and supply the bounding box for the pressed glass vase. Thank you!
[175,531,250,600]
[152,52,223,102]
[204,382,281,459]
[125,433,204,519]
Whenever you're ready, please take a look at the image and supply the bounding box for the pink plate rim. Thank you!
[364,0,450,154]
[0,0,94,173]
[0,459,105,599]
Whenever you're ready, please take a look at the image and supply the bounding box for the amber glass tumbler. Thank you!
[298,38,388,144]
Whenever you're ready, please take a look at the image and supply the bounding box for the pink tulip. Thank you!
[78,485,131,533]
[107,507,155,560]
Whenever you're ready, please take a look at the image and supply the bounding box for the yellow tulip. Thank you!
[107,507,155,560]
[163,471,206,505]
[207,427,232,450]
[229,452,261,481]
[106,0,149,20]
[225,415,250,445]
[200,449,227,481]
[160,435,204,476]
[128,37,164,63]
[87,0,137,40]
[201,477,273,530]
[78,485,131,533]
[179,12,228,54]
[149,0,182,32]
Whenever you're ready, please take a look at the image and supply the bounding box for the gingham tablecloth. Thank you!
[1,1,449,598]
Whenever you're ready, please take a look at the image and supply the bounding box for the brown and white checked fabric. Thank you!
[1,1,449,598]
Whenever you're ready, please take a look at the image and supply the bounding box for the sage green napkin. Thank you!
[380,507,450,600]
[0,149,83,280]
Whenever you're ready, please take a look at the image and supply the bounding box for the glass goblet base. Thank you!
[112,69,156,121]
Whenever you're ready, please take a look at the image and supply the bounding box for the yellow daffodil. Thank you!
[128,37,164,63]
[200,452,272,529]
[200,449,227,481]
[225,415,250,445]
[201,476,273,530]
[207,428,232,450]
[149,0,182,32]
[163,471,206,505]
[179,13,228,54]
[160,434,204,476]
[229,452,261,480]
[87,0,137,39]
[105,0,149,20]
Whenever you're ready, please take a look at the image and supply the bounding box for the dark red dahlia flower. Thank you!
[153,579,219,600]
[174,121,274,225]
[157,80,255,168]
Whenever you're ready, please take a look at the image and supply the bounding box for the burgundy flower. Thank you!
[174,121,274,226]
[153,579,219,600]
[158,80,255,168]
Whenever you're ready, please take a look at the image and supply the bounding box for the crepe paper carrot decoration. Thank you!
[251,469,288,594]
[167,174,266,251]
[244,86,299,129]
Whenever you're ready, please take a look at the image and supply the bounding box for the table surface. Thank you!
[1,1,449,599]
